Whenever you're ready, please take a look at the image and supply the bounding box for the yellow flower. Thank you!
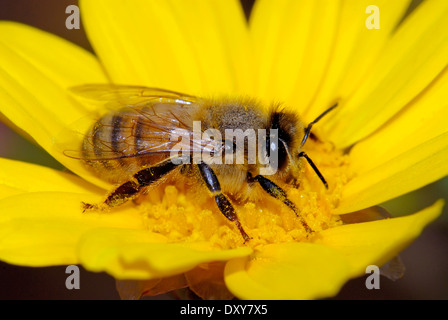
[0,0,447,299]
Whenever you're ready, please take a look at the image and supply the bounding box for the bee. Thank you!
[64,84,337,242]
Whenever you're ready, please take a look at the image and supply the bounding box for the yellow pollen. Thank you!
[140,140,351,249]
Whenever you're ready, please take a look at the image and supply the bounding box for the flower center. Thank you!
[140,139,350,249]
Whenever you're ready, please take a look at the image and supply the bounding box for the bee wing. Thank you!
[69,84,199,110]
[59,86,223,162]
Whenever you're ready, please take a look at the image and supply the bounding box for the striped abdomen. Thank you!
[82,103,194,184]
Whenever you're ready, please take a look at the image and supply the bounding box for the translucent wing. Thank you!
[70,84,198,109]
[58,84,223,164]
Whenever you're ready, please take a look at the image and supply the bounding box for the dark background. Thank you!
[0,0,446,300]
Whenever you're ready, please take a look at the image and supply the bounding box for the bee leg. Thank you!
[197,163,251,243]
[132,188,149,205]
[83,157,186,211]
[253,174,314,234]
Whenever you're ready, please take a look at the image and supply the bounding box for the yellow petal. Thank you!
[80,0,253,96]
[338,132,448,213]
[305,0,411,120]
[318,200,444,276]
[0,185,23,199]
[250,0,339,109]
[349,66,448,175]
[0,157,102,198]
[0,22,109,187]
[0,192,144,266]
[78,228,252,280]
[325,0,448,148]
[224,242,351,300]
[0,21,107,131]
[0,22,106,90]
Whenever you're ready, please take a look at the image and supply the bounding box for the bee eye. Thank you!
[264,136,287,170]
[264,136,278,158]
[274,140,291,170]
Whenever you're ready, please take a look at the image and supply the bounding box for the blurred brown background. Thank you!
[0,0,446,300]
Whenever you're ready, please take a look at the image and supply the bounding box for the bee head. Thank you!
[268,110,304,174]
[269,103,338,187]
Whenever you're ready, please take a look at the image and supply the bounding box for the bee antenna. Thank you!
[300,102,338,147]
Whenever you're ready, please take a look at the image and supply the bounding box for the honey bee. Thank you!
[65,84,337,242]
